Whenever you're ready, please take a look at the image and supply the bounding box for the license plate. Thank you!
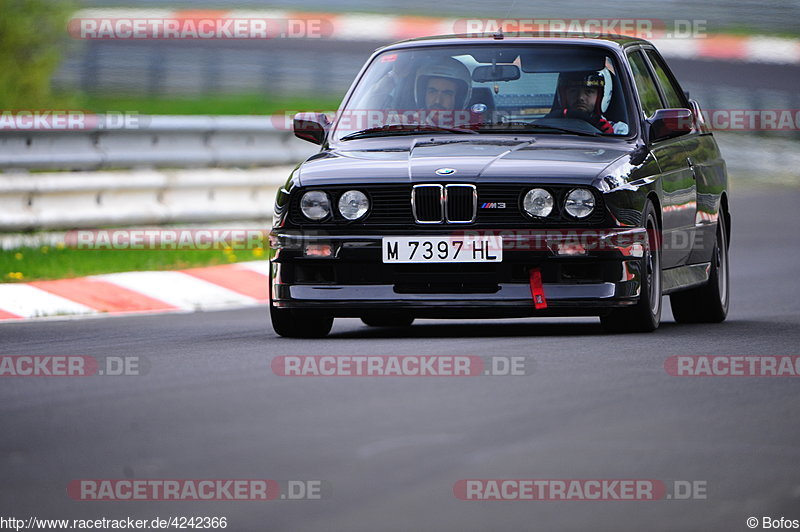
[382,236,503,263]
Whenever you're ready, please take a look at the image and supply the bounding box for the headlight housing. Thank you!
[564,188,595,219]
[523,188,554,218]
[300,190,331,221]
[338,190,369,220]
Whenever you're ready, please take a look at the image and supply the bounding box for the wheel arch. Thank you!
[646,191,662,230]
[719,191,731,247]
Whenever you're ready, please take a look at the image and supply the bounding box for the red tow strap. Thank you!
[529,268,548,309]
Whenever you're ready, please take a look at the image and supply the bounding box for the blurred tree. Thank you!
[0,0,77,108]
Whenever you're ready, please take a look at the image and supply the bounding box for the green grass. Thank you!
[0,244,271,283]
[63,92,343,116]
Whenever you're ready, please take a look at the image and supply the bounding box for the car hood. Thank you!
[296,137,633,188]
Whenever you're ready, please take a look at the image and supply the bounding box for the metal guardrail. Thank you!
[0,115,316,171]
[0,115,317,230]
[0,166,294,231]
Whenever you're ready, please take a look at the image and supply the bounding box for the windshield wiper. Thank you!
[478,121,600,137]
[340,123,479,140]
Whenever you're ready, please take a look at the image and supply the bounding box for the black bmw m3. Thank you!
[269,32,730,337]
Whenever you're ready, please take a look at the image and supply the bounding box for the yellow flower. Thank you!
[14,252,23,260]
[226,254,237,262]
[223,246,234,254]
[252,247,265,258]
[7,272,24,280]
[41,246,49,254]
[56,242,66,250]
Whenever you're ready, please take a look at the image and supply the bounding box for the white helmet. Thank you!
[414,59,472,109]
[599,68,613,114]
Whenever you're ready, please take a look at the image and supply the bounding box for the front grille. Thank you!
[412,184,443,223]
[412,184,477,224]
[445,184,476,223]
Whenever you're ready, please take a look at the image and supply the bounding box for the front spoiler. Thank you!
[271,281,639,317]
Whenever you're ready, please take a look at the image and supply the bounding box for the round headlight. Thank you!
[338,190,369,220]
[523,188,554,218]
[565,188,596,219]
[300,190,331,221]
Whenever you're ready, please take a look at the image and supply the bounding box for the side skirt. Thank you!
[662,262,711,294]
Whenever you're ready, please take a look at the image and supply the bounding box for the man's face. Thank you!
[565,85,599,113]
[425,77,458,110]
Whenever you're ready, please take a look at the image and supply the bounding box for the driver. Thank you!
[550,71,628,134]
[414,59,472,111]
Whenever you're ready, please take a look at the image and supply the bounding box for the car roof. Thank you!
[379,32,650,52]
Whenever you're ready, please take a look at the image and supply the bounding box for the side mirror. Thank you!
[293,112,330,145]
[647,108,693,143]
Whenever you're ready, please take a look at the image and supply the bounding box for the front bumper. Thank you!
[269,228,647,317]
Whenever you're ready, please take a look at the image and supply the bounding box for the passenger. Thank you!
[550,71,628,134]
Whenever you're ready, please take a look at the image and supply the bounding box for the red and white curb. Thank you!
[73,8,800,65]
[0,261,269,321]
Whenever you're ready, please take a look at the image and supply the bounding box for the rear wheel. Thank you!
[601,201,662,333]
[270,305,333,338]
[670,214,729,323]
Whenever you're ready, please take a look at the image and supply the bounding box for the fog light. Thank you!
[304,243,333,257]
[555,242,588,256]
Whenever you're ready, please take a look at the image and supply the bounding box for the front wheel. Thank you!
[601,201,662,333]
[270,305,333,338]
[670,215,729,323]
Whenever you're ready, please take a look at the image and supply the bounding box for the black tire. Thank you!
[361,314,415,327]
[601,201,662,333]
[270,305,333,338]
[670,214,729,323]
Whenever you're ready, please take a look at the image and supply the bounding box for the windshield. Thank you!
[332,44,632,142]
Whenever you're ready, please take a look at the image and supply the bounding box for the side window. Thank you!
[627,50,662,118]
[645,50,686,109]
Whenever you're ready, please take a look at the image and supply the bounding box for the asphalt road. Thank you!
[1,186,799,531]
